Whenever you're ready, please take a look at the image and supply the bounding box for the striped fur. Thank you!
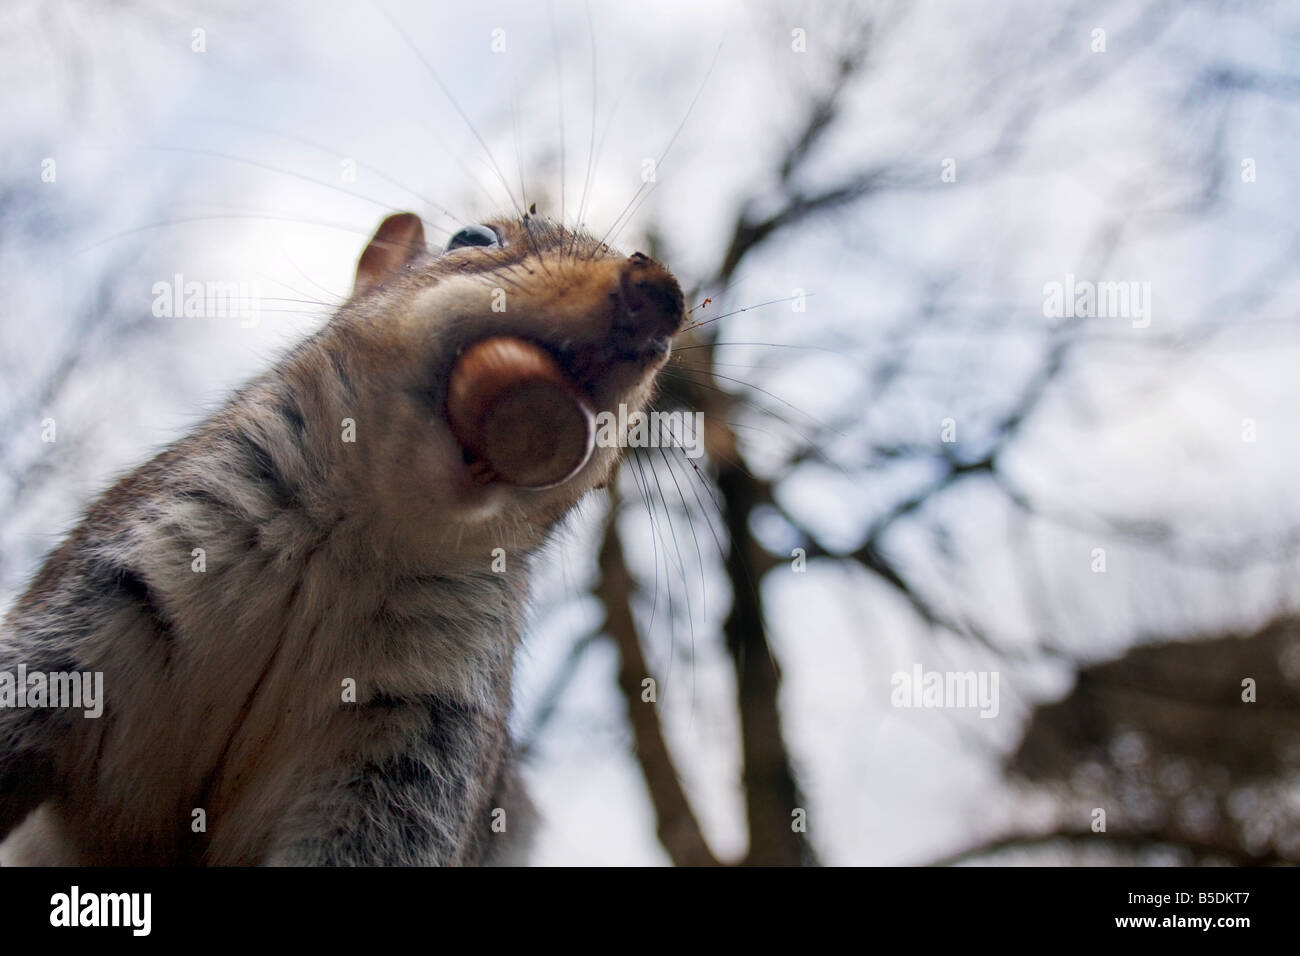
[0,213,684,865]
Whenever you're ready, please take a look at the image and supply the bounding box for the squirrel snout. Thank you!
[613,252,685,350]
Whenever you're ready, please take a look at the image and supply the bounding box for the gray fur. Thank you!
[0,213,683,865]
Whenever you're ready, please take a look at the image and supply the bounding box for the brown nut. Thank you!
[446,336,596,489]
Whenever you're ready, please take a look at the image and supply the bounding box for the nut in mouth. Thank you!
[446,337,597,489]
[445,253,684,490]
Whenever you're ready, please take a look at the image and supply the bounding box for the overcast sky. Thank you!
[3,0,1297,864]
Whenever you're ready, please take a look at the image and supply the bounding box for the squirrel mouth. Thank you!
[445,334,672,490]
[441,251,682,488]
[446,337,597,490]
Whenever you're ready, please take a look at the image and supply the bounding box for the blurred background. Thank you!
[2,0,1298,864]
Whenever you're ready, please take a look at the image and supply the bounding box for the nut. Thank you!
[446,337,596,489]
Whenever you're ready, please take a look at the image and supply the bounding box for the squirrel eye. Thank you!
[444,224,500,253]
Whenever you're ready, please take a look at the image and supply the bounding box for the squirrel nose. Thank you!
[614,252,685,349]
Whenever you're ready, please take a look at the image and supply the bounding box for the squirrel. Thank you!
[0,211,685,865]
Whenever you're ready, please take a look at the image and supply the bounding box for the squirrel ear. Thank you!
[353,213,427,296]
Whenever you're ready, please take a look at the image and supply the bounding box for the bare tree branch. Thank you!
[596,488,722,867]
